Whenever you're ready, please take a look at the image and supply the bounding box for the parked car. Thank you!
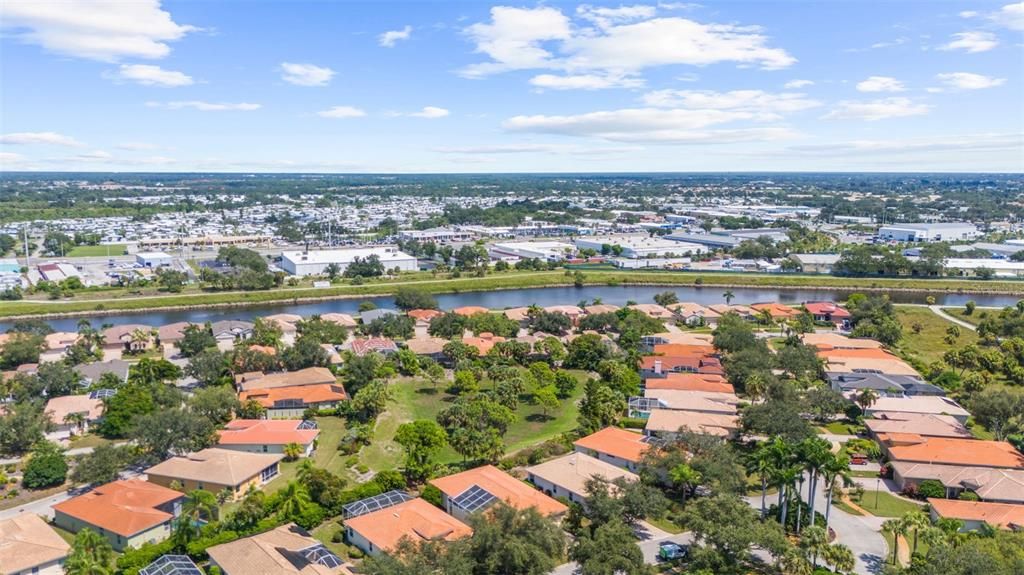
[658,542,688,562]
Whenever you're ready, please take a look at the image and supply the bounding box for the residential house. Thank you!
[543,305,584,324]
[463,333,505,355]
[828,372,945,397]
[407,309,443,325]
[359,309,400,324]
[44,394,104,438]
[641,389,740,415]
[0,513,71,575]
[583,304,620,315]
[928,499,1024,531]
[644,409,740,438]
[750,302,800,320]
[157,322,192,347]
[823,355,922,377]
[503,307,531,323]
[404,337,447,363]
[344,497,471,556]
[879,435,1024,469]
[207,522,355,575]
[626,303,675,320]
[76,359,131,386]
[802,302,852,330]
[452,306,489,317]
[211,320,255,350]
[236,367,337,392]
[801,332,883,350]
[666,302,721,326]
[707,304,757,320]
[349,337,399,356]
[643,373,734,394]
[218,419,319,457]
[573,427,652,472]
[145,448,283,501]
[39,332,79,363]
[430,465,567,520]
[526,452,638,506]
[866,396,971,423]
[320,313,358,328]
[891,462,1024,503]
[864,413,973,440]
[53,479,184,551]
[101,324,154,356]
[239,384,347,418]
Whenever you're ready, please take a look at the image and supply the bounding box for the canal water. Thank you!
[1,285,1020,333]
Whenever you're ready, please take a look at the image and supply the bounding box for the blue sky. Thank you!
[1,0,1022,173]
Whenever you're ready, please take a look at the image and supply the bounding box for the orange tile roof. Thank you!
[645,374,734,394]
[652,343,716,356]
[928,498,1024,529]
[247,344,278,356]
[452,306,489,317]
[344,498,471,553]
[750,302,800,318]
[407,309,444,322]
[573,427,651,463]
[240,383,347,407]
[880,435,1024,469]
[53,479,182,537]
[430,465,567,516]
[463,333,505,355]
[218,419,319,447]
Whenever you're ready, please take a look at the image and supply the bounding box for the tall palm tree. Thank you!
[881,518,907,565]
[800,437,833,532]
[800,525,830,568]
[776,464,801,530]
[669,463,702,505]
[745,372,768,402]
[296,458,315,483]
[176,489,219,545]
[65,528,114,575]
[820,453,852,535]
[824,543,856,574]
[902,510,931,556]
[278,481,311,520]
[130,328,151,351]
[747,441,775,518]
[64,411,87,435]
[855,388,879,412]
[723,290,735,305]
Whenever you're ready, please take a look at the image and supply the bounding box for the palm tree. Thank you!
[902,510,930,556]
[669,463,702,505]
[130,328,151,352]
[65,528,114,575]
[820,453,852,535]
[824,543,855,574]
[296,458,315,483]
[881,518,907,565]
[216,487,234,505]
[723,290,735,305]
[283,442,303,461]
[776,464,801,530]
[748,441,775,518]
[64,411,87,435]
[854,388,879,412]
[176,489,219,544]
[800,437,833,532]
[745,372,768,402]
[800,525,830,568]
[277,481,311,520]
[779,548,812,575]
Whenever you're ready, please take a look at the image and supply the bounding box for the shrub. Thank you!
[916,479,946,500]
[958,490,980,501]
[347,547,365,559]
[421,484,443,507]
[373,470,405,491]
[618,417,647,429]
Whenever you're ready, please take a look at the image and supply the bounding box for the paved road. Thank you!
[552,521,687,574]
[0,445,100,466]
[928,305,977,331]
[0,470,141,522]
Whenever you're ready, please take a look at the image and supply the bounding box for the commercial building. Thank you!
[877,223,979,243]
[489,241,575,261]
[0,514,71,575]
[663,233,745,250]
[430,465,567,520]
[280,247,417,276]
[53,479,184,551]
[397,227,476,242]
[942,258,1024,278]
[145,448,283,501]
[135,251,173,268]
[790,254,842,274]
[574,235,706,258]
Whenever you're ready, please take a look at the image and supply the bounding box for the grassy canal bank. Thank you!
[1,268,1021,319]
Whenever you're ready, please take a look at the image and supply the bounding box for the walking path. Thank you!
[928,305,977,331]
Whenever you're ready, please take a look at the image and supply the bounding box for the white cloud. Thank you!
[433,143,643,156]
[530,73,644,90]
[784,79,814,89]
[959,10,978,18]
[934,72,1006,90]
[461,6,794,85]
[856,76,906,93]
[279,62,335,87]
[990,2,1024,30]
[317,106,367,119]
[149,101,261,111]
[940,31,998,53]
[378,25,412,47]
[0,0,196,61]
[409,106,450,118]
[116,142,160,151]
[70,150,114,161]
[822,98,930,121]
[503,107,799,143]
[0,131,85,147]
[112,64,193,86]
[640,89,821,119]
[787,133,1023,156]
[0,152,26,164]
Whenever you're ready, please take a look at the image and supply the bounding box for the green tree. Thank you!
[0,332,44,369]
[185,348,231,387]
[130,408,216,462]
[684,494,789,571]
[71,443,127,485]
[437,395,515,462]
[394,420,448,481]
[351,381,394,419]
[653,291,679,307]
[565,333,611,370]
[393,287,438,311]
[22,440,68,488]
[465,503,565,575]
[238,398,267,419]
[532,385,560,418]
[127,358,182,385]
[570,519,650,575]
[188,385,241,425]
[281,336,331,370]
[0,401,53,455]
[177,323,216,357]
[65,528,114,575]
[577,379,624,434]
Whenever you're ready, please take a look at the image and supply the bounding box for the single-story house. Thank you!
[44,394,104,437]
[801,332,883,350]
[210,320,254,345]
[145,448,283,501]
[706,304,757,320]
[879,435,1024,469]
[53,479,184,551]
[239,383,348,418]
[349,337,399,356]
[643,373,733,394]
[207,522,355,575]
[407,309,444,325]
[751,302,800,319]
[463,333,505,355]
[823,355,922,377]
[544,305,584,324]
[626,303,675,320]
[573,427,652,472]
[0,513,71,575]
[452,306,489,317]
[76,359,131,386]
[525,452,638,506]
[864,413,973,440]
[891,462,1024,503]
[828,372,944,397]
[641,389,740,415]
[666,302,721,326]
[865,396,971,423]
[218,419,319,457]
[503,307,531,323]
[430,464,567,520]
[157,322,192,347]
[802,302,851,329]
[404,337,447,362]
[584,304,620,315]
[344,497,471,556]
[928,498,1024,531]
[320,313,358,328]
[263,314,302,333]
[643,409,740,439]
[101,324,155,355]
[236,367,337,392]
[359,309,400,324]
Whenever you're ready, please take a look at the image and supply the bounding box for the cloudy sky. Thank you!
[1,0,1021,173]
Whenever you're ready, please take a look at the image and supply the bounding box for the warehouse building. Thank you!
[136,251,173,268]
[574,235,706,258]
[280,247,417,276]
[489,241,575,261]
[877,223,979,243]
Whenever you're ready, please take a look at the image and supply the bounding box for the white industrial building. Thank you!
[877,223,979,243]
[942,258,1024,278]
[281,247,417,276]
[575,235,707,258]
[397,228,476,242]
[489,241,575,261]
[135,251,173,268]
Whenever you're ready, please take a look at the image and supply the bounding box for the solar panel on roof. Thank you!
[342,489,413,518]
[139,555,203,575]
[89,388,116,399]
[297,419,318,430]
[452,484,497,514]
[301,543,344,568]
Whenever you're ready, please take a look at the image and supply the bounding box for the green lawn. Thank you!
[854,490,925,518]
[941,307,984,326]
[819,421,865,435]
[311,520,357,559]
[361,371,588,471]
[66,244,126,257]
[895,306,979,365]
[69,434,112,449]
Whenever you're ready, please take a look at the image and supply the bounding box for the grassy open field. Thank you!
[66,244,126,257]
[360,371,588,471]
[3,268,1021,319]
[894,306,979,365]
[941,307,989,326]
[853,490,925,518]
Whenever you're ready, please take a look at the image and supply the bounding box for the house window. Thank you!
[262,445,268,453]
[261,464,278,482]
